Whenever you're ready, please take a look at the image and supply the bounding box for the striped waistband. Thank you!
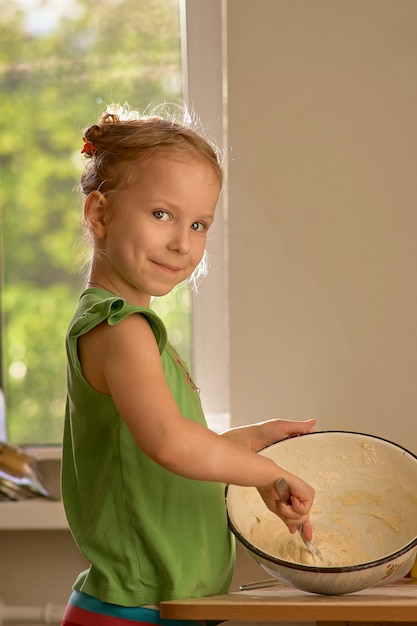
[63,590,202,626]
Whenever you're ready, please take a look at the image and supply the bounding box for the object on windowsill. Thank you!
[0,442,60,501]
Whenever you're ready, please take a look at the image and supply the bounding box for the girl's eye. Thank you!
[191,221,206,232]
[153,210,170,221]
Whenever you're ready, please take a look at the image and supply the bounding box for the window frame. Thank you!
[181,0,229,432]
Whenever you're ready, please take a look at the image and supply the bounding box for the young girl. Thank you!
[61,103,315,626]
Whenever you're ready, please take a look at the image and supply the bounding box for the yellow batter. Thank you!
[245,485,406,567]
[247,513,362,567]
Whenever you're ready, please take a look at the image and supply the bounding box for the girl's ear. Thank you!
[84,191,108,238]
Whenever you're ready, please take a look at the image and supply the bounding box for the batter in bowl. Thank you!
[246,486,406,567]
[247,513,365,566]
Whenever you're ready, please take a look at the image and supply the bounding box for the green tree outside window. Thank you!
[0,0,191,444]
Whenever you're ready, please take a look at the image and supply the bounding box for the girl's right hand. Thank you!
[257,474,315,539]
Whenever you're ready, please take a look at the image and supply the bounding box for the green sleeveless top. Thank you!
[62,288,234,607]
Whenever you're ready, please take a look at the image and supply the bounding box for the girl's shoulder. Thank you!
[68,288,167,352]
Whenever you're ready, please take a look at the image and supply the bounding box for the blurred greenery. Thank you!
[0,0,190,444]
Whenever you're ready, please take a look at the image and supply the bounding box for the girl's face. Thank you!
[87,154,220,307]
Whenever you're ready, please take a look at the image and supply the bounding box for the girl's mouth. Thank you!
[152,260,181,274]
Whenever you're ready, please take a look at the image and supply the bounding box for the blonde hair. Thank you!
[80,102,223,200]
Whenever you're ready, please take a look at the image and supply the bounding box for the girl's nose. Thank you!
[169,227,191,254]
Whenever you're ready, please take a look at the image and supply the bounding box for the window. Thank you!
[0,0,190,444]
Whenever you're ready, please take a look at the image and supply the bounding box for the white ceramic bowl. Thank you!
[226,431,417,595]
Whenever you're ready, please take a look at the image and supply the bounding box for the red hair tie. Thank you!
[81,137,97,156]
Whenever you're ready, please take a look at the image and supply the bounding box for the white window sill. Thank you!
[0,499,68,530]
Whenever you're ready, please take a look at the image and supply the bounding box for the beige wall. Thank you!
[227,0,417,454]
[0,530,86,606]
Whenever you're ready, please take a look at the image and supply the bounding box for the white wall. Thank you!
[226,0,417,455]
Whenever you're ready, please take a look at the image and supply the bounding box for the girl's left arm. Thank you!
[220,418,316,453]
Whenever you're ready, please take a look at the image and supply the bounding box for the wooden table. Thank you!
[160,579,417,625]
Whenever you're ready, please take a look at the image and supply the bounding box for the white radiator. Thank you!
[0,600,65,625]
